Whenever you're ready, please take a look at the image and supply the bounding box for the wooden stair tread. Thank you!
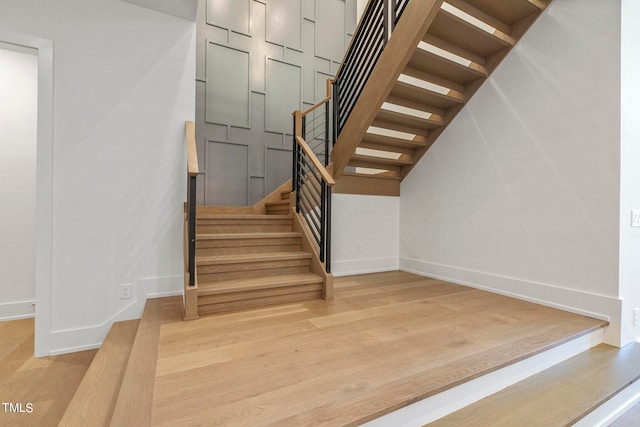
[197,251,312,265]
[350,154,413,167]
[341,171,402,181]
[427,10,511,59]
[376,109,443,131]
[197,214,291,220]
[430,342,640,426]
[362,133,429,149]
[450,0,543,27]
[408,47,487,86]
[390,81,464,110]
[59,319,139,427]
[198,272,323,295]
[197,232,301,240]
[110,298,166,426]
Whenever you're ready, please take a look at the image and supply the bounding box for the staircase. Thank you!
[181,179,331,319]
[330,0,551,196]
[181,0,551,316]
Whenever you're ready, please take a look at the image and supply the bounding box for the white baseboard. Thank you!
[332,257,399,277]
[48,274,182,356]
[363,328,604,426]
[400,258,622,346]
[0,300,35,321]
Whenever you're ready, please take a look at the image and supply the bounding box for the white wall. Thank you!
[0,0,196,355]
[619,0,640,344]
[400,0,624,344]
[0,45,38,320]
[332,194,399,276]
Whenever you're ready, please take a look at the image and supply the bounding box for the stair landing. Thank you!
[150,271,611,426]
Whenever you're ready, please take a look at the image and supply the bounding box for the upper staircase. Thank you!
[330,0,551,196]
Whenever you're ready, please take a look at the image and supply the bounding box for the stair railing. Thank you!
[332,0,409,138]
[185,121,198,287]
[292,84,336,273]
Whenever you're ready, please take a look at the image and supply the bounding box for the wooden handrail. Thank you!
[294,79,334,117]
[185,121,199,176]
[295,136,335,186]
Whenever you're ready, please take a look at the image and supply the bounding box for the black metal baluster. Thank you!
[188,174,196,286]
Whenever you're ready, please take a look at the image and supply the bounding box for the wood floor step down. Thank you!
[429,342,640,426]
[58,319,139,427]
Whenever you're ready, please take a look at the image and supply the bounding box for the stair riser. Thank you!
[196,243,301,256]
[197,236,301,248]
[198,258,311,274]
[266,208,290,215]
[198,283,322,305]
[197,223,293,233]
[198,290,322,315]
[198,265,311,282]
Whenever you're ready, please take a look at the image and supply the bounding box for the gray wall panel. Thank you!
[266,0,302,50]
[205,43,250,127]
[207,0,250,35]
[266,59,301,134]
[206,141,249,205]
[196,0,356,206]
[266,147,293,195]
[316,0,346,62]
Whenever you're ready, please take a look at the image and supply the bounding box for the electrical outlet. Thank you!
[632,210,640,228]
[119,283,132,300]
[634,308,640,326]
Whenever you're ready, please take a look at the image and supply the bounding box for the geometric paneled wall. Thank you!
[195,0,358,205]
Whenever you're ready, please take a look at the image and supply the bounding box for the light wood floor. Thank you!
[150,271,606,426]
[0,318,96,427]
[611,400,640,427]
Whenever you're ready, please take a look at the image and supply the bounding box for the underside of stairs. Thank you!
[184,181,332,319]
[330,0,552,197]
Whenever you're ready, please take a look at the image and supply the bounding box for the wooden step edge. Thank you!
[376,108,444,129]
[442,0,513,38]
[198,273,323,296]
[197,214,292,220]
[430,341,640,426]
[358,140,415,157]
[109,298,167,427]
[265,200,290,206]
[362,133,429,149]
[422,33,486,67]
[197,251,313,265]
[351,153,413,167]
[394,81,465,105]
[385,95,446,119]
[196,232,302,240]
[411,47,489,80]
[340,171,402,181]
[59,319,139,427]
